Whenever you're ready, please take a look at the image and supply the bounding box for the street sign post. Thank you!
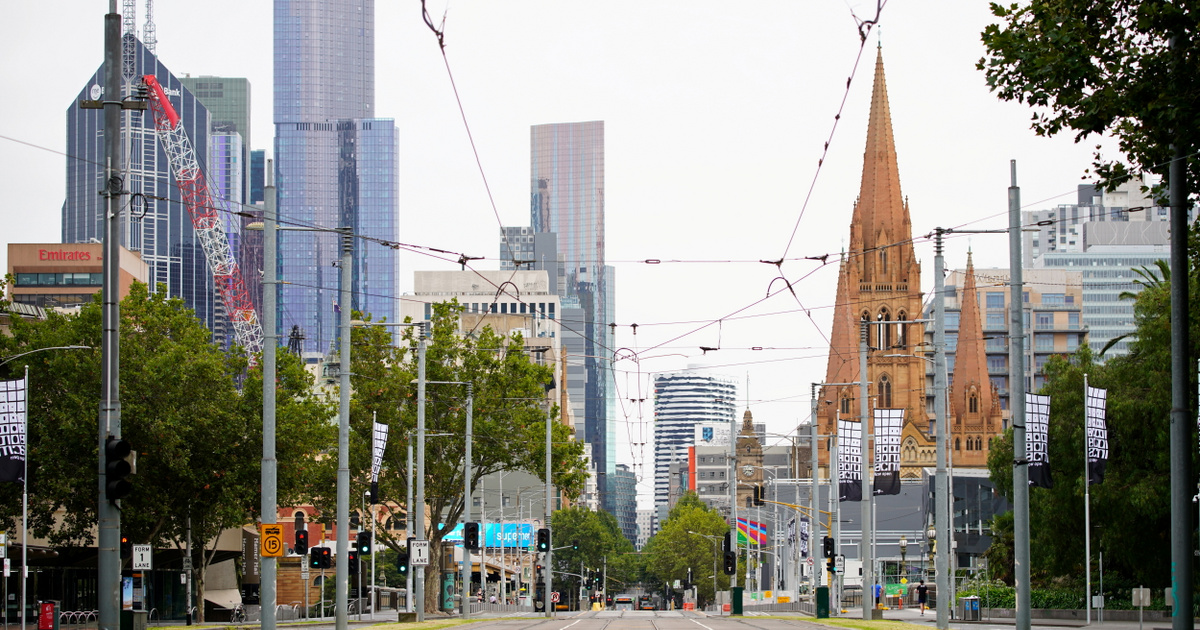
[834,555,845,573]
[132,545,152,570]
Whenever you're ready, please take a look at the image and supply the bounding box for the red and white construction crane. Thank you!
[142,74,264,359]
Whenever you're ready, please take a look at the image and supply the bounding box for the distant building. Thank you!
[611,464,638,545]
[6,243,148,310]
[274,0,398,354]
[652,370,737,513]
[63,38,219,338]
[635,509,655,550]
[530,121,616,511]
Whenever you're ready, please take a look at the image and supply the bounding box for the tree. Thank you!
[979,0,1200,194]
[324,301,589,613]
[0,283,335,619]
[645,493,731,607]
[549,506,635,606]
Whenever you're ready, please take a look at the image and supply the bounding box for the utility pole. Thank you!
[260,164,278,630]
[1008,163,1031,630]
[406,438,413,613]
[334,228,352,630]
[544,395,553,618]
[809,389,819,596]
[98,5,123,630]
[933,227,950,630]
[859,320,873,621]
[461,385,473,619]
[415,324,428,621]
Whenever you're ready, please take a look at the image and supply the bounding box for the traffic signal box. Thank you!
[356,531,372,555]
[396,552,409,578]
[105,436,133,502]
[309,547,332,569]
[536,528,550,552]
[346,550,359,576]
[295,530,309,556]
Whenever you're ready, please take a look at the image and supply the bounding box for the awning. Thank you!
[203,589,242,609]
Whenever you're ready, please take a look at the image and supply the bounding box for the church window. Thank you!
[966,438,973,451]
[879,308,892,348]
[955,438,961,450]
[969,390,979,414]
[897,311,908,348]
[878,374,892,408]
[879,248,888,275]
[840,394,851,415]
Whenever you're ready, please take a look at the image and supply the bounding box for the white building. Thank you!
[652,370,738,512]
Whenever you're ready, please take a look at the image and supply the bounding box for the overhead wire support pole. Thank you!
[98,5,123,630]
[545,389,553,618]
[859,319,873,621]
[260,164,278,630]
[1008,163,1031,630]
[334,227,352,630]
[933,227,950,630]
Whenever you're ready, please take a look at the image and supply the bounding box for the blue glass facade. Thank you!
[250,149,265,204]
[530,121,616,512]
[274,0,396,353]
[63,38,217,334]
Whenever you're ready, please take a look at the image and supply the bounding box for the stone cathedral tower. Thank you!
[819,48,935,479]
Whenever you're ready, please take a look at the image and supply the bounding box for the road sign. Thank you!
[132,545,152,570]
[806,557,813,566]
[182,557,192,571]
[301,564,310,579]
[834,554,845,573]
[551,592,560,603]
[410,540,430,566]
[1132,588,1151,607]
[259,524,285,558]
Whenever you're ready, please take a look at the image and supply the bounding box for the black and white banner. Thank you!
[837,418,862,502]
[371,420,389,483]
[874,409,904,495]
[799,518,810,558]
[0,378,27,484]
[787,517,797,558]
[1026,393,1052,488]
[1085,386,1108,485]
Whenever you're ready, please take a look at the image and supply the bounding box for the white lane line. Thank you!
[690,617,717,630]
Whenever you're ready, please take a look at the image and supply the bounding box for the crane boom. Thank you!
[142,74,264,360]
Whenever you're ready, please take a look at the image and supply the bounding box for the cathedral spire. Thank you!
[951,251,994,421]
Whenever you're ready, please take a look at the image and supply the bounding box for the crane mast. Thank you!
[141,74,264,360]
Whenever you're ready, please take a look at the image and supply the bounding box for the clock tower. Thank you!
[735,409,763,509]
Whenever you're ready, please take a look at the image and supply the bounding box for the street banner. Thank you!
[873,408,903,495]
[1085,386,1109,485]
[799,518,810,558]
[371,420,389,483]
[837,418,862,501]
[786,517,796,557]
[0,378,27,484]
[1026,393,1052,488]
[736,517,767,546]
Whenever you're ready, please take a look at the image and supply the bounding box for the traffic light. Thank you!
[356,531,372,555]
[722,531,731,553]
[823,536,835,558]
[826,558,836,573]
[295,530,309,556]
[753,486,765,506]
[120,536,132,559]
[536,528,550,552]
[105,436,133,501]
[346,550,359,575]
[396,552,409,578]
[464,522,480,551]
[571,540,579,551]
[310,546,331,569]
[722,550,736,575]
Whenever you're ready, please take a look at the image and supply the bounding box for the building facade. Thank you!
[530,121,616,510]
[652,370,738,512]
[63,38,219,335]
[819,49,932,479]
[274,0,398,355]
[611,464,638,545]
[6,243,149,309]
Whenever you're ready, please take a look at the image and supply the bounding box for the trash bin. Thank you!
[38,602,59,630]
[816,586,830,619]
[960,596,980,621]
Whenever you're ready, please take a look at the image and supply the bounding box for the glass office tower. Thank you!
[63,38,217,335]
[274,0,397,353]
[531,121,616,511]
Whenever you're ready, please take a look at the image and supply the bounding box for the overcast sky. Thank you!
[0,1,1119,506]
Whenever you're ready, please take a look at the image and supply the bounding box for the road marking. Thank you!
[690,617,717,630]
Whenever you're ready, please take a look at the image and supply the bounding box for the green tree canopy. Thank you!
[645,493,732,607]
[979,0,1200,193]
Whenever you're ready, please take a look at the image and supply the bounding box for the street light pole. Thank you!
[260,163,278,630]
[334,227,352,630]
[415,323,428,621]
[544,391,553,618]
[860,319,874,621]
[933,228,950,630]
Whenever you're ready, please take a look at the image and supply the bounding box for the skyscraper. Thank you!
[63,37,218,334]
[530,121,616,510]
[652,370,737,510]
[274,0,397,353]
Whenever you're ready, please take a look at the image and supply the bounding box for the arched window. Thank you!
[977,437,984,451]
[840,394,851,415]
[878,374,893,408]
[294,511,305,530]
[955,438,961,450]
[880,247,889,276]
[969,390,979,414]
[966,438,974,451]
[879,308,892,349]
[897,312,908,348]
[350,511,361,529]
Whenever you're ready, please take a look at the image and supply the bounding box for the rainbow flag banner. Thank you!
[736,517,767,546]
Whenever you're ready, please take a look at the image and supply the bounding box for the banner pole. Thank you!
[1084,373,1091,625]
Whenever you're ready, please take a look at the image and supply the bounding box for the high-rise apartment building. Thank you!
[652,370,737,511]
[530,121,616,510]
[611,464,638,545]
[274,0,397,354]
[63,37,219,335]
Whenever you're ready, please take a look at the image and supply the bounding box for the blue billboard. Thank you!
[439,522,533,548]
